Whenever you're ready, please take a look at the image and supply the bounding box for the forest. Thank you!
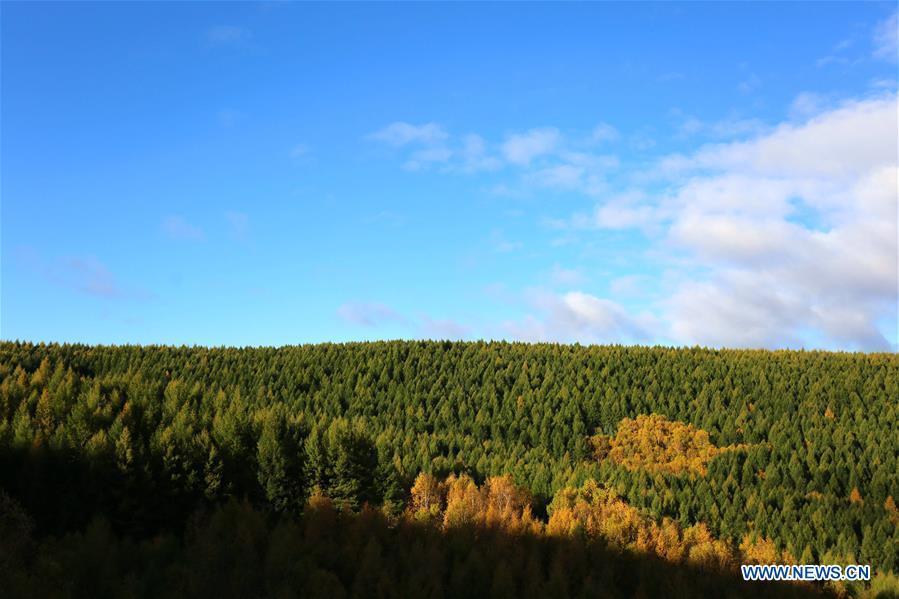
[0,340,896,598]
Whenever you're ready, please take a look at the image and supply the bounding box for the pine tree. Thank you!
[257,408,306,513]
[329,422,379,511]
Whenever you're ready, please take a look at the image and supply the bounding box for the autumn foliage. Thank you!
[545,479,776,570]
[408,473,541,534]
[1,341,897,593]
[405,473,790,574]
[591,413,741,475]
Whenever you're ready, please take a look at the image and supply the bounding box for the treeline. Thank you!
[0,341,897,577]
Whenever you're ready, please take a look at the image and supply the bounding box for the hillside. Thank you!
[0,341,896,597]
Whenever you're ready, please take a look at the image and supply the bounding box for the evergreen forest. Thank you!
[1,340,896,598]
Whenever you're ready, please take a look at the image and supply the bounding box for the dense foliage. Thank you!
[0,340,896,594]
[3,488,833,599]
[589,413,738,475]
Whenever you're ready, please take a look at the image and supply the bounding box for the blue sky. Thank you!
[2,2,897,350]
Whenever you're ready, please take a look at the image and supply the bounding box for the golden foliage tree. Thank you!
[590,414,736,475]
[408,472,444,521]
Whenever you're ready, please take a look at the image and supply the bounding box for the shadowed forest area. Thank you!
[0,341,897,597]
[2,490,831,599]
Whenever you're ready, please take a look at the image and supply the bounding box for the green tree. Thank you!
[257,407,307,513]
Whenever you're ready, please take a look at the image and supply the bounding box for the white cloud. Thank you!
[815,38,857,69]
[789,92,829,119]
[678,117,704,136]
[370,124,503,172]
[564,151,619,170]
[368,122,448,146]
[602,93,898,350]
[403,146,453,171]
[16,249,153,301]
[162,216,205,241]
[420,317,469,340]
[592,123,619,143]
[675,114,767,139]
[549,265,585,286]
[490,230,523,253]
[336,302,405,327]
[629,134,657,151]
[667,265,893,351]
[610,275,647,298]
[674,95,896,179]
[336,301,470,340]
[486,183,525,198]
[57,258,126,299]
[815,55,851,68]
[501,127,561,165]
[595,203,658,231]
[738,73,761,94]
[459,134,502,172]
[370,96,897,350]
[584,191,660,231]
[504,290,653,344]
[834,38,853,52]
[873,11,898,61]
[870,77,898,90]
[371,123,618,191]
[522,151,616,195]
[527,164,586,190]
[667,275,807,349]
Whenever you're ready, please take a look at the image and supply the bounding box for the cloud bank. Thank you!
[599,94,897,350]
[503,290,655,345]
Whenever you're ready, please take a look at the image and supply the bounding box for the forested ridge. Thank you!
[0,340,897,597]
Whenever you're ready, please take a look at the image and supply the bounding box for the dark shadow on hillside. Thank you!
[0,444,239,539]
[1,447,835,599]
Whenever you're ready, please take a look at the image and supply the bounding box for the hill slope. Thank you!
[0,341,896,595]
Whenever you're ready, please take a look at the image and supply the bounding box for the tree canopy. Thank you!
[0,340,896,595]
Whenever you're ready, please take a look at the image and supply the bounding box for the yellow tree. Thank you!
[442,473,484,528]
[740,534,781,565]
[408,472,444,520]
[484,475,541,534]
